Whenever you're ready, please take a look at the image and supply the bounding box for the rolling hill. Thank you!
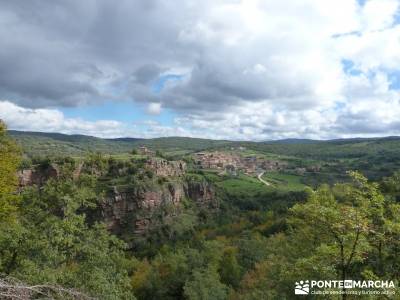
[9,130,233,157]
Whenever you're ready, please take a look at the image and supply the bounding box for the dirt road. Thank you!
[257,171,270,186]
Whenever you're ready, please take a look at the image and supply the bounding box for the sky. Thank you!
[0,0,400,141]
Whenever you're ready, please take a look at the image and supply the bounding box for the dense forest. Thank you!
[1,123,400,299]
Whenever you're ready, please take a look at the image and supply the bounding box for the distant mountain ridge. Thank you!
[8,130,232,157]
[8,130,400,160]
[9,130,114,143]
[264,138,321,144]
[264,136,400,145]
[10,130,400,144]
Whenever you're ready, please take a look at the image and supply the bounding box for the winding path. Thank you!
[257,171,270,186]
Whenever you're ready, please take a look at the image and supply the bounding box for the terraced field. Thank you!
[262,171,307,191]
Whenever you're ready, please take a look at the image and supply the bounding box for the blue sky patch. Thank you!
[342,59,362,76]
[357,0,367,6]
[61,74,184,126]
[152,74,184,93]
[61,100,177,126]
[388,71,400,90]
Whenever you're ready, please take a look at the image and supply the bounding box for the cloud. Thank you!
[147,102,162,115]
[361,0,399,31]
[0,0,400,139]
[0,100,125,138]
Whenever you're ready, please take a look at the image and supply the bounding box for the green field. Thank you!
[218,174,267,195]
[262,171,307,191]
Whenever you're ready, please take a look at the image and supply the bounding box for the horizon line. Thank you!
[7,129,400,143]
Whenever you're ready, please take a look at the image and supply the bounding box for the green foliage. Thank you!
[0,125,137,299]
[219,247,241,288]
[145,169,154,179]
[10,130,232,158]
[231,172,400,299]
[18,157,32,170]
[381,171,400,200]
[262,171,306,191]
[133,201,199,256]
[289,180,372,282]
[3,124,400,299]
[184,266,229,300]
[155,150,164,158]
[5,177,137,299]
[0,121,21,222]
[84,152,108,175]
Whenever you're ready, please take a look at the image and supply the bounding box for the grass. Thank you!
[110,154,148,160]
[216,174,274,199]
[262,171,307,191]
[189,169,307,195]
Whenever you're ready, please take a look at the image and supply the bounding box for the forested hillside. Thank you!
[1,125,400,299]
[9,131,232,158]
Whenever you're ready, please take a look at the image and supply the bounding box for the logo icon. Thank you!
[295,280,310,295]
[344,280,353,289]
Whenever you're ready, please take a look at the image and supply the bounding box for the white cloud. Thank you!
[361,0,399,31]
[0,100,125,138]
[147,102,162,115]
[1,0,400,140]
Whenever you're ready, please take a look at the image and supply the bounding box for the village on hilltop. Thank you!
[193,151,287,176]
[137,145,321,178]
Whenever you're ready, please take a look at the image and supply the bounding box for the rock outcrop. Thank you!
[18,164,60,188]
[145,158,186,177]
[100,182,185,234]
[101,178,216,234]
[17,159,216,236]
[184,180,215,205]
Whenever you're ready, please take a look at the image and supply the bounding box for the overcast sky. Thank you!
[0,0,399,140]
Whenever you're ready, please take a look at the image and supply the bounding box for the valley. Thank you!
[2,2,400,299]
[2,128,400,299]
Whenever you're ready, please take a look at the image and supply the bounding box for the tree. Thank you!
[233,172,400,300]
[236,233,269,270]
[287,174,384,300]
[219,246,241,288]
[84,152,108,175]
[156,150,165,159]
[0,121,24,279]
[235,256,286,300]
[381,171,400,200]
[0,120,21,222]
[19,178,136,299]
[289,183,371,292]
[184,267,229,300]
[0,167,137,299]
[256,172,394,300]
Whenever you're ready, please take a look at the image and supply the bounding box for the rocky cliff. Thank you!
[17,164,60,188]
[100,178,216,234]
[184,180,215,204]
[17,159,217,235]
[145,158,186,177]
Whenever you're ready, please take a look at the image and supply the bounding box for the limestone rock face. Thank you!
[184,180,215,205]
[18,169,34,187]
[17,159,215,236]
[145,158,186,177]
[17,164,59,187]
[100,182,186,233]
[101,178,216,234]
